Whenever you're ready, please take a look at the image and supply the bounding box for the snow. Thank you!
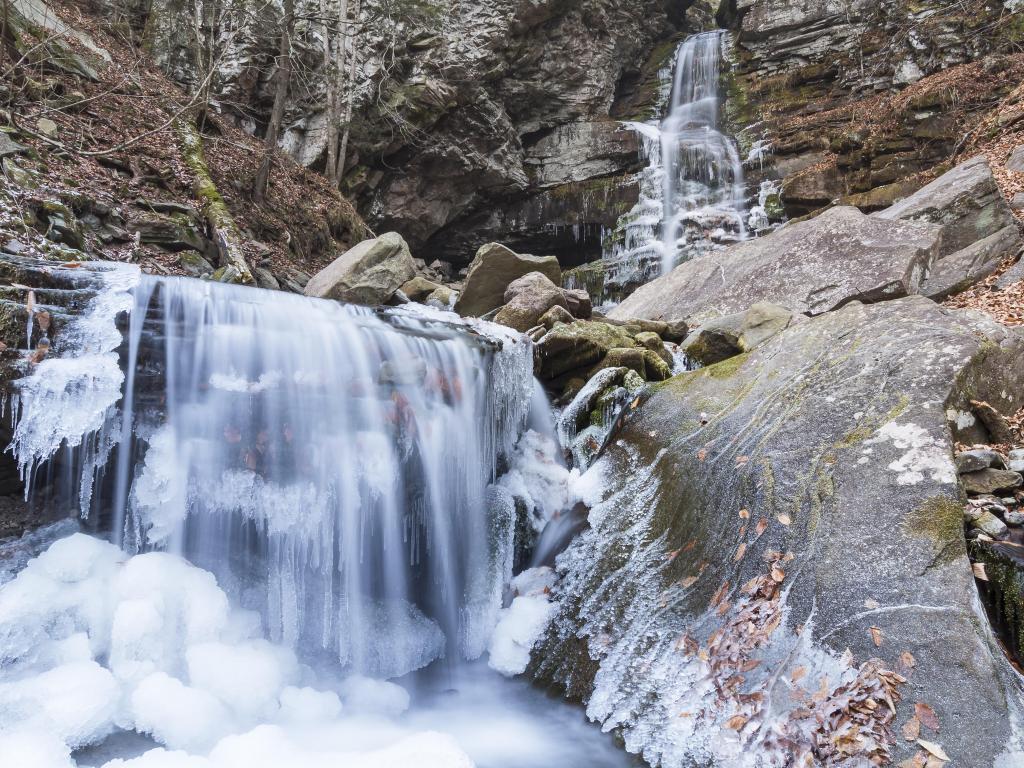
[130,672,232,752]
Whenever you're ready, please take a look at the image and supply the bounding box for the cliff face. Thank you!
[128,0,716,266]
[723,0,1024,216]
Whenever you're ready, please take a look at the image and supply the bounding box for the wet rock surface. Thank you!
[534,297,1024,765]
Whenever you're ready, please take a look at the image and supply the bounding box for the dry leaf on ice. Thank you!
[869,626,883,647]
[734,543,747,562]
[725,714,748,730]
[917,739,949,761]
[864,598,880,610]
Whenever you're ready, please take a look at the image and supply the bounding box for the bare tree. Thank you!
[253,0,296,201]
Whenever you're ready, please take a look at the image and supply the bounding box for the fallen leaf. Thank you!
[734,543,747,562]
[35,310,50,331]
[736,455,749,466]
[725,714,747,730]
[770,565,785,583]
[897,754,928,768]
[790,666,806,683]
[915,702,939,732]
[631,397,641,410]
[738,508,750,520]
[716,600,731,616]
[902,716,921,741]
[864,598,880,610]
[755,518,768,538]
[777,513,791,526]
[680,575,698,588]
[973,562,988,581]
[710,581,730,607]
[917,739,949,762]
[900,651,917,669]
[924,757,946,768]
[869,626,883,647]
[697,448,708,461]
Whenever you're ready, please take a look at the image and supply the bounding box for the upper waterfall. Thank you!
[7,262,536,680]
[603,30,748,300]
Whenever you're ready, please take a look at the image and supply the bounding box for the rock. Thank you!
[533,296,1024,766]
[399,276,443,303]
[561,288,592,319]
[971,510,1010,538]
[1007,146,1024,174]
[535,320,636,381]
[454,243,561,317]
[1011,460,1024,474]
[2,239,29,256]
[0,132,27,158]
[38,200,86,250]
[128,213,208,253]
[634,331,672,365]
[1011,193,1024,211]
[921,225,1021,300]
[378,357,427,386]
[955,449,1006,473]
[1011,449,1024,462]
[1006,511,1024,527]
[253,267,280,291]
[874,157,1020,297]
[611,207,941,325]
[640,349,671,381]
[36,118,58,137]
[595,347,646,378]
[995,257,1024,290]
[682,303,795,366]
[494,271,568,333]
[177,250,214,277]
[304,232,416,306]
[539,304,575,329]
[961,469,1024,495]
[425,286,454,307]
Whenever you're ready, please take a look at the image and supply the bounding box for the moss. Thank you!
[701,352,751,380]
[971,540,1024,665]
[905,496,965,550]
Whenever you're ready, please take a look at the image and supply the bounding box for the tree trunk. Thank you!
[334,0,361,189]
[322,0,349,183]
[253,0,295,202]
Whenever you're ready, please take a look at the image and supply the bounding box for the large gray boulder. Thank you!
[493,271,568,332]
[611,206,942,324]
[304,232,416,306]
[534,297,1024,766]
[454,243,561,317]
[874,156,1020,298]
[682,303,796,366]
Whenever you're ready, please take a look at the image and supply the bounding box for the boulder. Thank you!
[539,304,574,329]
[561,288,592,319]
[961,469,1023,495]
[454,243,561,317]
[426,285,455,307]
[304,232,416,306]
[682,303,796,366]
[535,320,636,381]
[127,212,208,253]
[594,347,646,378]
[955,449,1006,474]
[610,206,942,324]
[874,156,1020,297]
[0,132,27,158]
[494,271,568,332]
[399,275,443,302]
[1006,145,1024,174]
[634,331,672,366]
[253,267,280,291]
[534,297,1024,766]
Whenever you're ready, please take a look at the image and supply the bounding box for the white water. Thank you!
[0,265,636,767]
[603,31,747,298]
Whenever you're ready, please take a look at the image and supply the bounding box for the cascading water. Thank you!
[0,259,634,767]
[603,31,748,300]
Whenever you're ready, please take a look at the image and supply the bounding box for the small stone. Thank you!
[955,449,1005,474]
[36,118,58,137]
[961,468,1024,495]
[1006,145,1024,174]
[0,132,27,158]
[1010,460,1024,474]
[2,239,28,256]
[253,267,280,291]
[540,304,574,329]
[1004,511,1024,527]
[971,510,1009,538]
[1008,449,1024,462]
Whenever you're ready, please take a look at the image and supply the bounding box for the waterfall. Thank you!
[7,263,536,680]
[603,30,747,300]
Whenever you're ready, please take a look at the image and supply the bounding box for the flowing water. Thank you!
[0,260,637,767]
[603,30,748,301]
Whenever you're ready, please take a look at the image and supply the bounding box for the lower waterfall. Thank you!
[0,260,634,768]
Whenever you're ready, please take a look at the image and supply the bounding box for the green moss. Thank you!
[701,352,751,380]
[906,496,965,549]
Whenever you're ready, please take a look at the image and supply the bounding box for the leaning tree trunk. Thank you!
[253,0,295,202]
[322,0,349,183]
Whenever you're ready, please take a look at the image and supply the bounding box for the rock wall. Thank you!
[124,0,722,265]
[722,0,1024,216]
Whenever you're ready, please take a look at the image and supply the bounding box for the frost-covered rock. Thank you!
[534,297,1024,766]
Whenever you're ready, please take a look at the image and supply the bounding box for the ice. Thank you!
[339,675,411,717]
[487,568,557,677]
[276,687,342,723]
[497,430,572,534]
[130,673,232,752]
[186,641,298,721]
[0,728,76,768]
[0,660,119,749]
